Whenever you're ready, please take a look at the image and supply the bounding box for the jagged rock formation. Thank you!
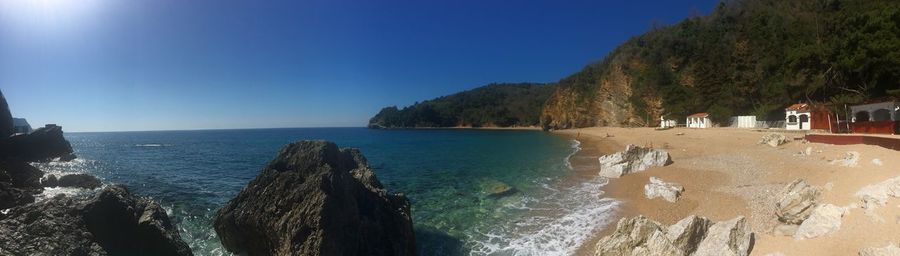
[0,124,75,162]
[598,144,672,178]
[594,215,752,256]
[214,140,416,256]
[0,91,12,138]
[644,177,684,202]
[0,186,192,255]
[774,179,820,225]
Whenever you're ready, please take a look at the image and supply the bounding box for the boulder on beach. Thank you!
[0,185,192,255]
[594,215,752,256]
[644,177,684,203]
[758,133,788,147]
[774,179,820,225]
[598,144,672,178]
[855,176,900,211]
[794,204,847,240]
[830,151,860,167]
[214,140,415,256]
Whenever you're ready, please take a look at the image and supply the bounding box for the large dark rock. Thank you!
[0,124,75,162]
[47,173,103,189]
[0,185,193,256]
[214,140,416,256]
[0,160,43,209]
[0,91,13,138]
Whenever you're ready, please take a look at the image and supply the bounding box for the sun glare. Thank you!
[0,0,104,34]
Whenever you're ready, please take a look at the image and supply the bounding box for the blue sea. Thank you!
[35,128,618,256]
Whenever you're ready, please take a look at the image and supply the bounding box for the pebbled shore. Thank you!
[558,127,900,256]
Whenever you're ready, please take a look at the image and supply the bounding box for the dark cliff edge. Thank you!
[0,90,192,255]
[368,83,555,129]
[214,140,416,256]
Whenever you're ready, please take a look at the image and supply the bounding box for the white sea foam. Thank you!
[135,143,171,147]
[564,139,582,170]
[468,177,619,256]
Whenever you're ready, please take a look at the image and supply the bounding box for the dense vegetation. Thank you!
[368,83,555,128]
[543,0,900,128]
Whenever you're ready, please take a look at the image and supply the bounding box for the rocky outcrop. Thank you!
[855,176,900,211]
[860,243,900,256]
[0,185,192,255]
[774,179,821,225]
[759,133,788,147]
[644,177,684,202]
[595,215,752,256]
[599,144,672,178]
[793,204,847,239]
[0,124,75,162]
[43,173,102,189]
[0,91,13,138]
[0,160,43,209]
[214,140,416,256]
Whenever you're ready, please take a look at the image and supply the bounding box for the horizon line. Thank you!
[67,126,367,133]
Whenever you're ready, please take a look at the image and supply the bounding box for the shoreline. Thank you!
[372,126,543,131]
[555,127,900,256]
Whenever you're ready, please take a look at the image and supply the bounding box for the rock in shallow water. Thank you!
[214,140,415,256]
[42,173,102,189]
[598,144,672,178]
[0,185,192,255]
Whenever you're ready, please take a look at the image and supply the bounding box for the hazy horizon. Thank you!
[2,0,716,132]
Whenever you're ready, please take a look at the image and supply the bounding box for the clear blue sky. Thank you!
[0,0,716,132]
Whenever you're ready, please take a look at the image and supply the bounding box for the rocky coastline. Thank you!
[0,90,192,255]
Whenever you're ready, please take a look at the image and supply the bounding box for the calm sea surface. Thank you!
[36,128,617,256]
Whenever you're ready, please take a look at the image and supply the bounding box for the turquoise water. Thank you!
[35,128,617,255]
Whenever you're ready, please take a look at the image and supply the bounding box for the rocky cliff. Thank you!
[541,0,900,130]
[214,140,416,256]
[0,89,192,255]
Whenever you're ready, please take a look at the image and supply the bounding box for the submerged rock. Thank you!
[794,204,847,240]
[598,144,672,178]
[0,185,192,255]
[644,177,684,203]
[775,179,820,225]
[594,215,751,256]
[759,133,788,147]
[481,179,517,198]
[214,140,415,256]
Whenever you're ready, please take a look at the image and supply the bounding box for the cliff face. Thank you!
[542,0,900,130]
[214,140,416,256]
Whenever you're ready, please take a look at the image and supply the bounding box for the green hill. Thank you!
[541,0,899,129]
[368,83,555,128]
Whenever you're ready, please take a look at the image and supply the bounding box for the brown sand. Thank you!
[556,127,900,256]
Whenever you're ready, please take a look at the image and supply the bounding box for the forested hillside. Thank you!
[368,83,555,128]
[541,0,900,130]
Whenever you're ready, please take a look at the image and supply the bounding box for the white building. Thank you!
[686,113,711,128]
[785,103,811,130]
[850,100,899,122]
[659,116,677,128]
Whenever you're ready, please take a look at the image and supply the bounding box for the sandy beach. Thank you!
[557,127,900,256]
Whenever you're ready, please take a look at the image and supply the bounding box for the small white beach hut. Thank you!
[686,113,711,128]
[659,116,677,128]
[785,103,811,130]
